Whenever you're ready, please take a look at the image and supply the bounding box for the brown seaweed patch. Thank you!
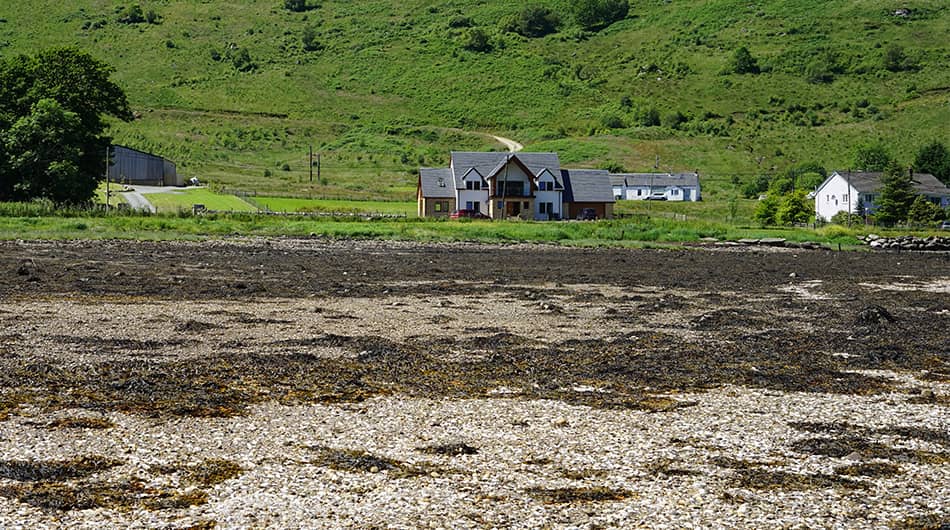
[526,486,633,504]
[307,446,443,478]
[709,456,783,469]
[416,443,478,456]
[0,456,121,482]
[0,479,207,511]
[46,417,114,429]
[185,459,243,487]
[834,462,901,477]
[791,437,949,464]
[736,469,867,491]
[889,513,950,530]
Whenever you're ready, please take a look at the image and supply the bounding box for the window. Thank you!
[637,189,643,196]
[539,202,554,214]
[523,201,529,209]
[466,201,473,210]
[539,181,554,191]
[466,181,481,190]
[497,201,503,209]
[842,193,848,202]
[434,201,449,212]
[473,201,480,212]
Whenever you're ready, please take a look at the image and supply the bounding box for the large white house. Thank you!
[417,152,616,220]
[609,172,701,201]
[813,170,950,221]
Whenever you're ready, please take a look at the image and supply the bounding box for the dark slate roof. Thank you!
[562,169,615,203]
[418,168,454,198]
[611,172,701,188]
[831,171,950,196]
[450,152,561,186]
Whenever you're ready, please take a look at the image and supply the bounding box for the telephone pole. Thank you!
[105,146,111,211]
[309,146,313,183]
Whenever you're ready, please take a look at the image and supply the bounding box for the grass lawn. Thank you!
[253,197,416,216]
[141,188,257,213]
[95,182,127,207]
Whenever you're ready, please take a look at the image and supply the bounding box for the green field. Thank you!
[252,197,415,216]
[2,0,947,205]
[141,188,257,213]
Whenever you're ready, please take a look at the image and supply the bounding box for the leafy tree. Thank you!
[767,176,794,196]
[775,189,813,225]
[729,47,760,74]
[742,173,770,199]
[461,28,492,52]
[913,140,950,185]
[875,162,916,225]
[796,171,826,191]
[2,99,89,203]
[229,48,257,71]
[504,6,559,38]
[853,142,893,172]
[753,194,780,225]
[573,0,628,31]
[907,195,944,226]
[0,48,132,203]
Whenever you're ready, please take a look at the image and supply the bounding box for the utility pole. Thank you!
[846,169,852,228]
[309,146,313,183]
[500,154,510,220]
[317,153,321,183]
[105,146,111,211]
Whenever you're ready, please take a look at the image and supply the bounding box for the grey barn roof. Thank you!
[418,168,454,198]
[832,171,950,196]
[611,172,700,188]
[450,152,561,187]
[562,169,615,203]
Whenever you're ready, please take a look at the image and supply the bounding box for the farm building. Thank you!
[610,172,701,201]
[813,170,950,221]
[108,145,182,187]
[417,152,615,220]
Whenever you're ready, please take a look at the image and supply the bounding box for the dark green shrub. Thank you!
[448,16,473,28]
[728,46,759,74]
[573,0,628,31]
[117,4,145,24]
[229,48,256,72]
[284,0,310,12]
[504,6,559,38]
[302,26,323,51]
[461,28,492,52]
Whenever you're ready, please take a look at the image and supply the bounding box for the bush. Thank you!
[461,28,492,52]
[830,210,862,226]
[229,48,256,72]
[503,6,559,38]
[728,46,760,74]
[284,0,311,12]
[573,0,628,31]
[448,16,473,28]
[117,4,145,24]
[302,26,323,51]
[883,44,916,72]
[600,113,625,129]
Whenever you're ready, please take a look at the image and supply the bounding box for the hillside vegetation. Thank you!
[1,0,948,203]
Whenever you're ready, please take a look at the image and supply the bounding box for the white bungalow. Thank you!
[813,170,950,221]
[610,172,701,201]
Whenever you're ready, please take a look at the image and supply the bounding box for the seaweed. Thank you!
[0,456,121,482]
[526,486,632,504]
[735,469,867,491]
[416,443,478,456]
[307,446,443,478]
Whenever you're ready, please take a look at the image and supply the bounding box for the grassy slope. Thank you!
[2,0,948,209]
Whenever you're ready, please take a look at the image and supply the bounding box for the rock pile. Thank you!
[862,234,950,251]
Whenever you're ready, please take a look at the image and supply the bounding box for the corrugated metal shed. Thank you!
[108,145,180,186]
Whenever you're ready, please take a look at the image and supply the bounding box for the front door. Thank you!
[506,201,520,217]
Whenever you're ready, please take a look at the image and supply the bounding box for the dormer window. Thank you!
[466,181,481,190]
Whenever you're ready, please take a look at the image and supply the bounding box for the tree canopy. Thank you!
[913,140,950,185]
[874,162,916,226]
[572,0,629,31]
[0,48,131,203]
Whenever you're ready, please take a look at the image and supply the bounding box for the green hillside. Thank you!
[2,0,948,202]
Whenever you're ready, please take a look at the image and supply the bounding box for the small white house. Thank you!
[814,170,950,221]
[610,172,701,201]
